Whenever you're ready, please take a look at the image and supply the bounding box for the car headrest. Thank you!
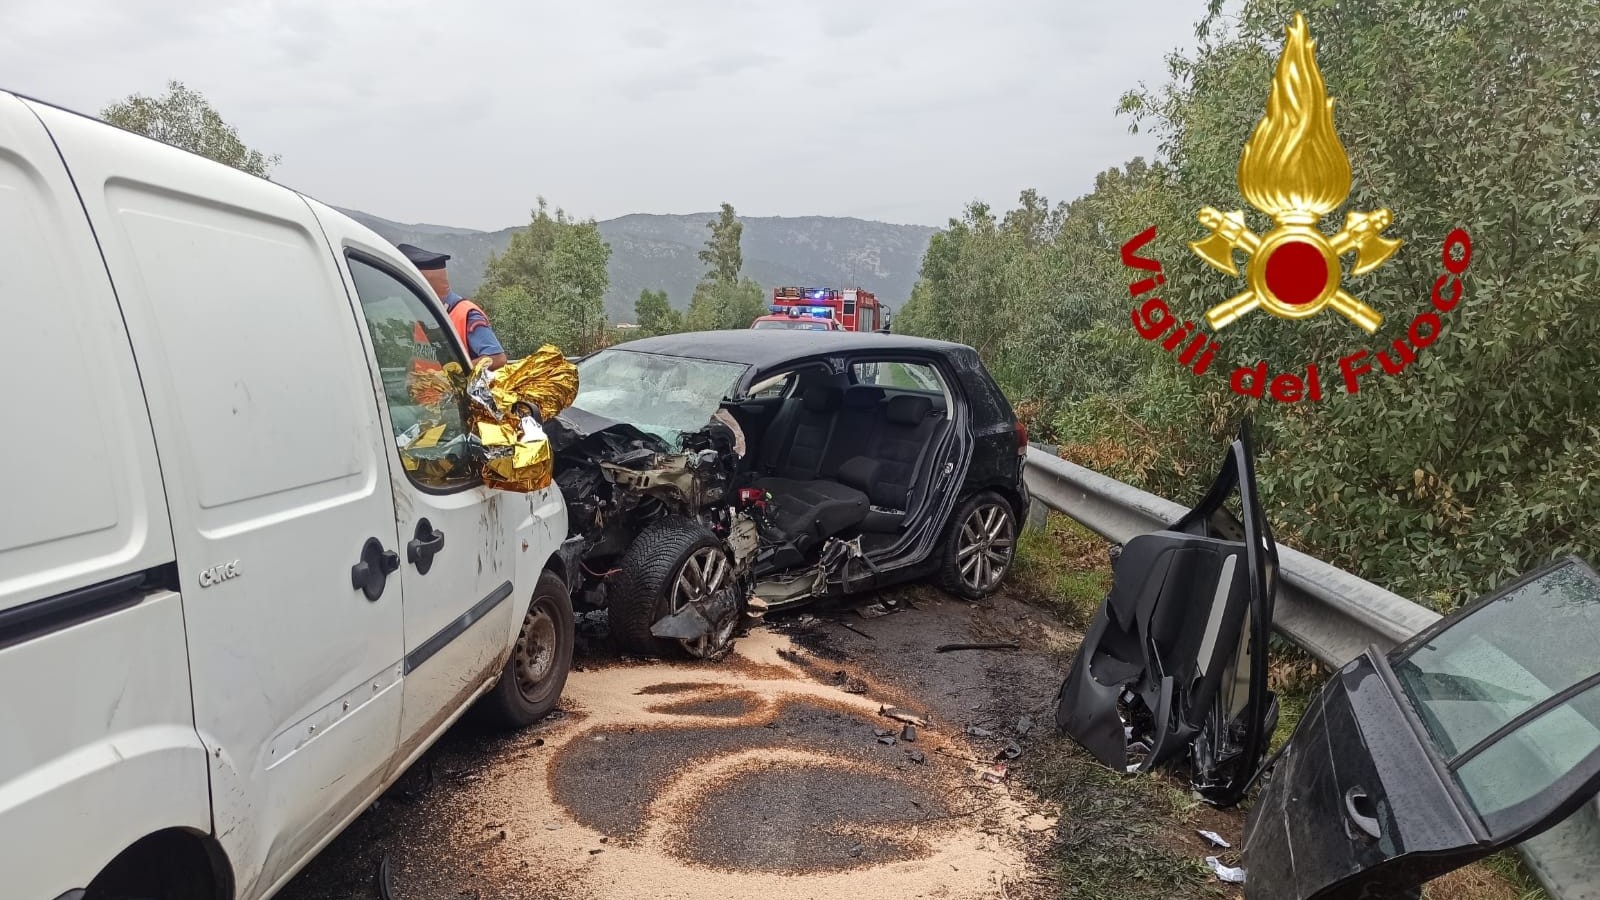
[843,386,886,410]
[886,394,933,425]
[802,385,844,413]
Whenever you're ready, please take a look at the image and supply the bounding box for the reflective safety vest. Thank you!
[447,297,487,356]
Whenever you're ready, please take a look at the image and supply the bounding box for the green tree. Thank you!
[683,201,768,330]
[478,198,612,356]
[634,288,684,336]
[101,80,280,177]
[698,202,744,285]
[685,278,767,330]
[906,0,1600,610]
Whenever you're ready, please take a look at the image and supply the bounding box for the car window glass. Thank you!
[574,349,748,449]
[749,372,794,400]
[852,361,944,395]
[346,255,475,489]
[1454,682,1600,820]
[1394,561,1600,758]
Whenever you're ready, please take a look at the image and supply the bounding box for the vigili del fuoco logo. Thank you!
[1120,12,1472,402]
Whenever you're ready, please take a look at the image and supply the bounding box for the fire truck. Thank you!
[763,286,891,333]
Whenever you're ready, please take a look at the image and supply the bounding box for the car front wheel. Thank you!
[611,517,739,660]
[482,570,575,729]
[937,491,1017,601]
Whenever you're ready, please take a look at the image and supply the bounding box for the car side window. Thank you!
[851,361,947,398]
[346,254,475,489]
[749,372,794,400]
[1454,683,1600,821]
[1393,559,1600,828]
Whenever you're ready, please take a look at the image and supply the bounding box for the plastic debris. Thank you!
[1206,857,1247,884]
[881,707,929,728]
[1198,829,1232,849]
[966,725,994,738]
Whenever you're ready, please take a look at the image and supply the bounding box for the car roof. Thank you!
[604,329,974,370]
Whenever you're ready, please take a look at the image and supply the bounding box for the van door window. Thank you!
[346,255,475,489]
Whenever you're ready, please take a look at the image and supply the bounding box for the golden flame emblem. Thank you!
[1190,13,1400,333]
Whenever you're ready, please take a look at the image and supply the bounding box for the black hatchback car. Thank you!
[549,330,1029,657]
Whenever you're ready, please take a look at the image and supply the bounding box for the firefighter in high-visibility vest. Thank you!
[399,243,508,370]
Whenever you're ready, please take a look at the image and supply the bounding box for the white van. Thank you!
[0,92,577,900]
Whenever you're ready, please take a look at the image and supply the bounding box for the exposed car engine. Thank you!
[548,407,761,659]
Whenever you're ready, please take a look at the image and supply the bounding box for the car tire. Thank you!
[936,491,1018,601]
[611,517,735,658]
[481,571,575,729]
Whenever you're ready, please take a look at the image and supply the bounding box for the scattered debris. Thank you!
[1014,715,1034,736]
[880,707,929,728]
[1206,857,1247,884]
[935,640,1020,653]
[908,750,927,764]
[877,735,898,746]
[901,724,918,742]
[1198,829,1232,849]
[996,742,1022,760]
[835,619,878,641]
[545,823,561,831]
[874,728,895,738]
[857,603,892,619]
[843,677,869,694]
[966,725,994,738]
[848,843,866,858]
[589,849,604,855]
[978,763,1009,783]
[375,852,395,900]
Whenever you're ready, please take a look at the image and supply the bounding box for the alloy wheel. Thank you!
[958,502,1015,594]
[670,546,738,658]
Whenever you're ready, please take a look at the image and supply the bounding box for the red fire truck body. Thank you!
[767,286,890,333]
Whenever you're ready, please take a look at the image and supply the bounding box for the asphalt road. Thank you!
[276,587,1077,900]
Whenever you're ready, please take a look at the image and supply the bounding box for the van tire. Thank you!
[482,571,574,729]
[610,518,726,658]
[935,491,1017,601]
[85,830,220,900]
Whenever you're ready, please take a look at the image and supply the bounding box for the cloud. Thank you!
[0,0,1207,229]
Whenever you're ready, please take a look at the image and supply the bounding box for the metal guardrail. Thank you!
[1022,446,1599,900]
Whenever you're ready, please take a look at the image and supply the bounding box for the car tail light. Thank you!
[1015,420,1029,456]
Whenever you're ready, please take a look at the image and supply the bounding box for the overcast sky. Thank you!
[1,0,1207,230]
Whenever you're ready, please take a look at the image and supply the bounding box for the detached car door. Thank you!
[1245,556,1600,900]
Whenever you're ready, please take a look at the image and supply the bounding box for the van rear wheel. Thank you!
[482,571,574,729]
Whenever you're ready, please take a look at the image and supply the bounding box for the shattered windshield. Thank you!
[573,349,749,449]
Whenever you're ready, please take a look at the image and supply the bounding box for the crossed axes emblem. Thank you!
[1190,207,1402,334]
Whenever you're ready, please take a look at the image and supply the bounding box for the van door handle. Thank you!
[407,518,446,574]
[352,537,400,601]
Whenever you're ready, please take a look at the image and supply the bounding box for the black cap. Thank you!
[397,243,451,270]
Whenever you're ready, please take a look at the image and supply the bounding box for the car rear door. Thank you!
[1244,556,1600,900]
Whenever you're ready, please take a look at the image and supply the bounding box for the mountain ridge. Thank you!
[337,207,938,322]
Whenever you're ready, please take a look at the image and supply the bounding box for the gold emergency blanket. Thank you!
[400,345,579,492]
